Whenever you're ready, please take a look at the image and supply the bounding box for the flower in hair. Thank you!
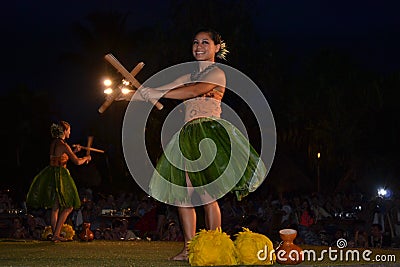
[50,123,64,138]
[217,41,229,61]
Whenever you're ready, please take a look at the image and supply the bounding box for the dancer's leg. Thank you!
[52,207,73,241]
[170,206,196,261]
[204,201,221,230]
[51,201,59,233]
[170,172,195,261]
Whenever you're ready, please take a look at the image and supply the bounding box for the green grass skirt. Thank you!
[149,117,267,205]
[26,166,81,210]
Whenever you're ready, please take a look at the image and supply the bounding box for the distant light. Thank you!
[122,79,130,86]
[317,152,321,159]
[104,88,113,94]
[377,188,387,197]
[103,79,112,86]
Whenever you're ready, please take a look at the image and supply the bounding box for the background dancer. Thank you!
[26,121,91,242]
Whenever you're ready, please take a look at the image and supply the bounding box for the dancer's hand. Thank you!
[85,155,91,164]
[140,87,164,102]
[72,144,81,153]
[107,90,147,102]
[112,92,132,101]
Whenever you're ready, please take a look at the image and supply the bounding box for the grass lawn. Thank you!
[0,239,188,267]
[0,239,399,266]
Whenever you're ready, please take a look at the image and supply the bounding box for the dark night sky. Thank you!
[2,1,168,92]
[254,1,400,73]
[3,0,400,90]
[2,0,400,138]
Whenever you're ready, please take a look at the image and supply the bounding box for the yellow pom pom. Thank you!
[234,228,275,265]
[188,227,237,266]
[42,226,53,240]
[60,224,75,240]
[41,224,75,241]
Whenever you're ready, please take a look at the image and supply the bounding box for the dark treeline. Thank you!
[1,0,400,203]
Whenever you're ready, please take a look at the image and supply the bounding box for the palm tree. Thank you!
[1,84,52,202]
[276,47,386,193]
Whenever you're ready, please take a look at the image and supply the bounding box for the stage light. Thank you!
[121,87,132,94]
[103,79,112,86]
[122,79,130,86]
[104,88,113,94]
[377,188,387,197]
[377,187,391,198]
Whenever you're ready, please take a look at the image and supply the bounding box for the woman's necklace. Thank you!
[190,64,217,81]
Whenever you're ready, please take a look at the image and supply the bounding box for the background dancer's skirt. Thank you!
[26,166,81,210]
[149,117,267,205]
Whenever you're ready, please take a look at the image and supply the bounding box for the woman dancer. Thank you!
[125,28,267,260]
[26,121,91,242]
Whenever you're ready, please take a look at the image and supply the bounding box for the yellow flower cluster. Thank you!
[188,227,237,266]
[188,227,275,266]
[60,224,75,240]
[42,226,53,240]
[235,228,275,265]
[41,224,76,241]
